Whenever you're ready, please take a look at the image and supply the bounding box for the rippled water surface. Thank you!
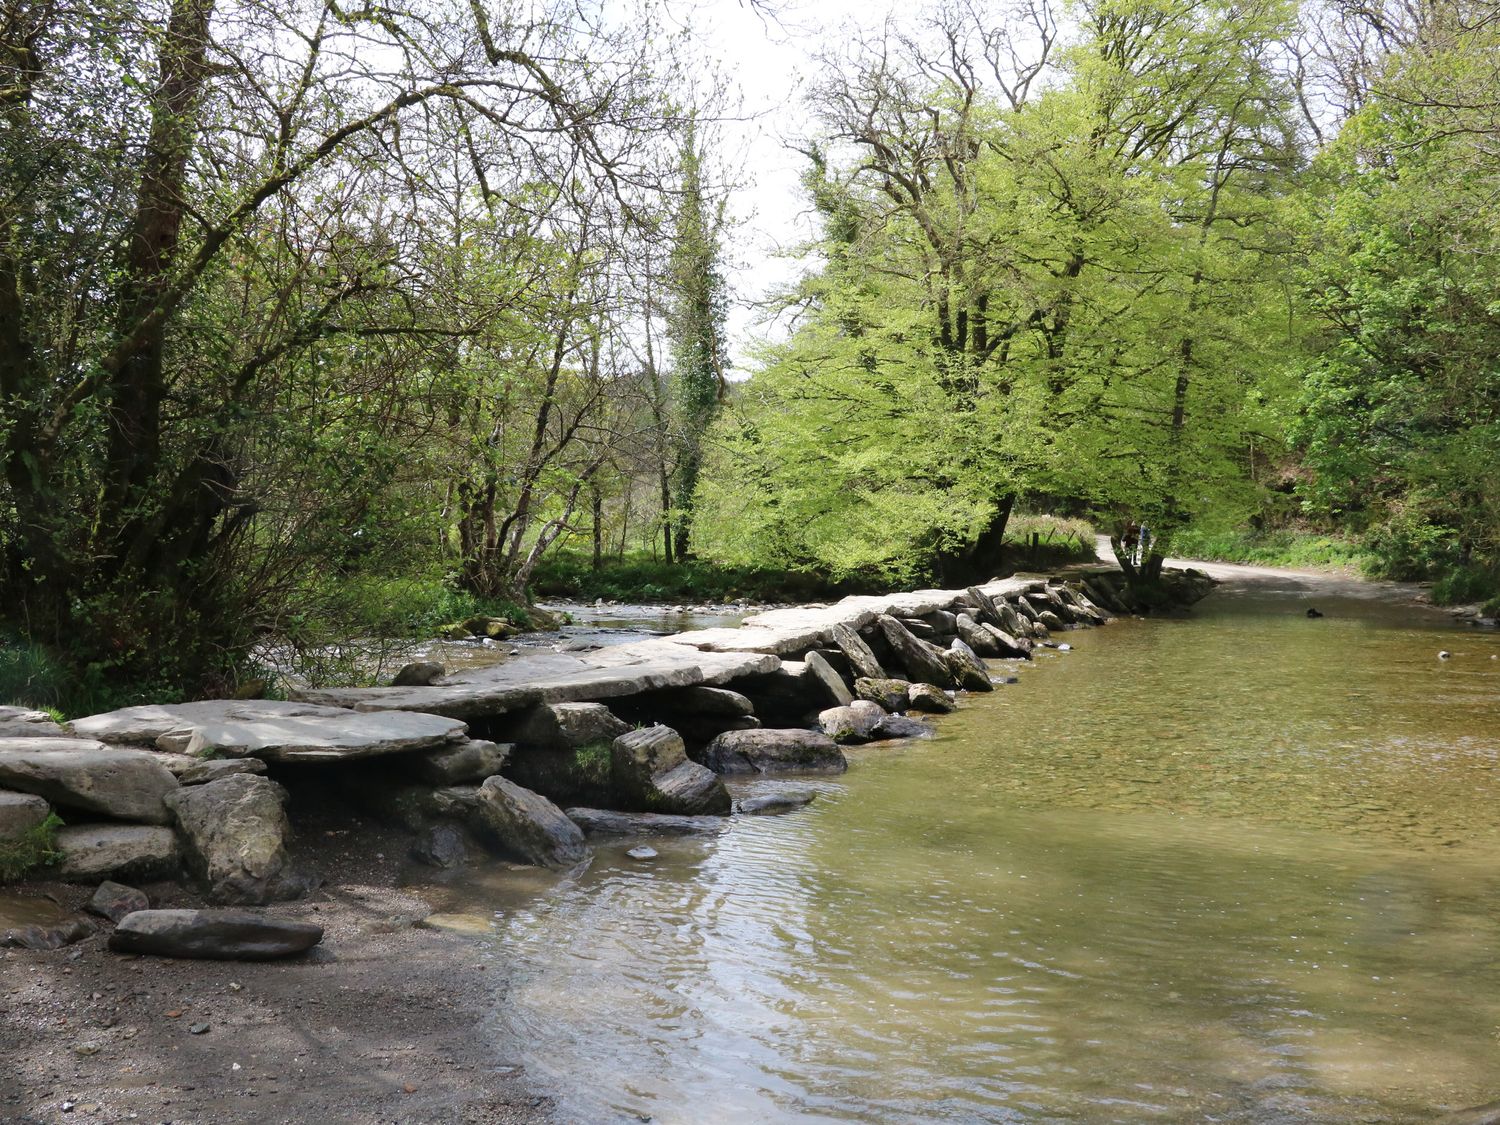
[435,570,1500,1123]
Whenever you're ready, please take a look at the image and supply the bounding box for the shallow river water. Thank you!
[434,568,1500,1123]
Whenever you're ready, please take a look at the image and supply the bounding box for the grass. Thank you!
[530,552,867,604]
[1001,514,1098,569]
[1168,527,1370,571]
[0,812,63,883]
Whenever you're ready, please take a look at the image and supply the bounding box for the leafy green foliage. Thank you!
[0,813,64,883]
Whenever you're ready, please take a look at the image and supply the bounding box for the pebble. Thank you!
[190,1023,210,1035]
[626,846,658,861]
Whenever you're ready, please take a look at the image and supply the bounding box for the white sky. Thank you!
[678,0,898,366]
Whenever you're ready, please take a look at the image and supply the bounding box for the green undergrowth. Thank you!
[530,552,873,604]
[1169,527,1369,571]
[1000,514,1098,569]
[573,740,613,786]
[0,813,64,883]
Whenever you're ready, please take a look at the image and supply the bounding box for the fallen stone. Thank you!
[565,807,728,837]
[0,739,179,824]
[391,661,445,687]
[907,684,955,714]
[963,586,1007,630]
[0,789,50,841]
[176,758,267,786]
[702,729,847,775]
[1,914,97,950]
[831,622,887,681]
[71,700,467,763]
[946,639,995,692]
[612,725,730,816]
[410,824,468,869]
[87,881,150,924]
[921,609,959,635]
[404,738,511,785]
[873,714,936,740]
[0,706,69,739]
[804,651,853,707]
[54,825,180,883]
[853,677,910,712]
[818,701,885,744]
[980,623,1033,659]
[455,776,589,869]
[503,701,627,751]
[955,613,1001,656]
[164,774,297,905]
[626,846,658,860]
[996,600,1033,638]
[897,617,937,639]
[109,909,324,960]
[876,616,958,689]
[737,791,816,816]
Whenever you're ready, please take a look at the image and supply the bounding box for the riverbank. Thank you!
[1,565,1211,1123]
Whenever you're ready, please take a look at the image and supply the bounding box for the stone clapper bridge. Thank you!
[0,568,1214,956]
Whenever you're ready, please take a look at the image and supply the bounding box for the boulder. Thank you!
[611,725,730,815]
[803,651,853,707]
[853,677,910,712]
[87,880,150,923]
[667,713,761,746]
[897,617,938,639]
[72,700,468,763]
[907,684,955,714]
[873,714,936,740]
[964,587,1007,630]
[996,600,1033,638]
[109,909,324,960]
[817,701,885,744]
[0,789,50,842]
[831,622,887,681]
[1054,585,1106,623]
[955,613,1001,656]
[404,738,511,785]
[1,913,97,950]
[946,639,995,692]
[920,609,959,636]
[503,701,627,750]
[176,758,267,785]
[54,825,179,882]
[1037,609,1068,632]
[164,774,297,905]
[566,807,728,837]
[410,824,468,869]
[391,661,445,687]
[0,739,178,824]
[737,791,817,816]
[454,776,588,868]
[701,729,847,775]
[0,707,69,739]
[980,623,1033,659]
[876,616,958,688]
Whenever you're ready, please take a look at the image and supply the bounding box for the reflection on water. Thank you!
[432,573,1500,1123]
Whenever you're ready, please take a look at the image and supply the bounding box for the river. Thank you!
[426,565,1500,1123]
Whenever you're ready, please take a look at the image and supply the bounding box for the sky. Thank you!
[674,0,892,365]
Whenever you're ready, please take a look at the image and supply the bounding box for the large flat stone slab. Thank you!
[72,700,466,763]
[54,824,180,882]
[0,739,179,823]
[294,648,777,720]
[0,707,70,739]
